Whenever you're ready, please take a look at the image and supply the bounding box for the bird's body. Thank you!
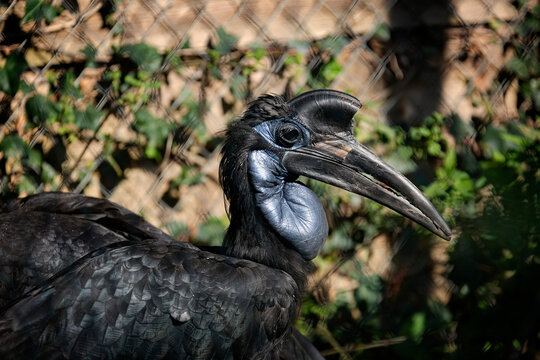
[0,193,174,308]
[0,90,450,359]
[0,193,315,359]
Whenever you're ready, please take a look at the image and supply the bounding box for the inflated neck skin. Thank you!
[248,150,328,260]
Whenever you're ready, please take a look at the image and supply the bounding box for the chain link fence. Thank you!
[0,0,532,237]
[1,1,539,357]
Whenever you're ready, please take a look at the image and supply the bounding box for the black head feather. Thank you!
[220,95,291,205]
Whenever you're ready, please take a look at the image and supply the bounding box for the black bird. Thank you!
[0,90,450,359]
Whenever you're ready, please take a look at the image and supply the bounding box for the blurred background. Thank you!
[0,0,538,358]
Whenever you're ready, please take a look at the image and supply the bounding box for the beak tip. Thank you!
[436,223,452,241]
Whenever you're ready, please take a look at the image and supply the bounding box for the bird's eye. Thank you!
[253,119,309,149]
[276,124,302,148]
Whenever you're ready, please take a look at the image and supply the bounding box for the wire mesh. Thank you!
[0,0,531,235]
[1,1,538,357]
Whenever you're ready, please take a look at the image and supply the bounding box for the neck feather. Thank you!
[221,150,313,291]
[223,197,313,293]
[219,113,316,292]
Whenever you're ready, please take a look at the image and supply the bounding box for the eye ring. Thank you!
[253,118,309,150]
[276,123,303,148]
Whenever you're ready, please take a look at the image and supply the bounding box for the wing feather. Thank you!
[0,241,299,359]
[0,193,185,308]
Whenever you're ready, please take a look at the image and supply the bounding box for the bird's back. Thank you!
[0,193,322,359]
[0,192,174,308]
[0,239,300,359]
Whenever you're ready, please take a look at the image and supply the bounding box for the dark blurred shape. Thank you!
[387,0,452,127]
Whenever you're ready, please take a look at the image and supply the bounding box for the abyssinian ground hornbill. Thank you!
[0,90,451,359]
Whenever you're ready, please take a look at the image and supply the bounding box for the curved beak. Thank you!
[282,133,451,240]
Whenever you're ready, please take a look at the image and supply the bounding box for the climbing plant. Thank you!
[0,1,539,359]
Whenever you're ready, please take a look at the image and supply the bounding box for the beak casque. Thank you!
[285,90,451,240]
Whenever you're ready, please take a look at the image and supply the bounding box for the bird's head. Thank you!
[220,90,451,262]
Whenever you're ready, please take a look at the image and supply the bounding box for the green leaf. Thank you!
[164,221,190,238]
[230,74,248,100]
[134,109,173,160]
[320,59,342,83]
[284,53,303,66]
[172,165,205,187]
[118,43,163,74]
[506,57,529,79]
[0,68,10,95]
[25,94,59,124]
[324,226,354,252]
[208,49,220,63]
[0,53,28,96]
[319,36,348,54]
[19,81,35,94]
[144,147,161,161]
[74,104,104,130]
[22,0,61,23]
[195,217,228,246]
[181,100,206,141]
[215,27,238,55]
[124,74,142,87]
[247,45,266,61]
[452,170,475,197]
[373,23,391,41]
[410,126,431,140]
[18,175,37,195]
[354,272,383,312]
[0,135,42,173]
[81,45,97,67]
[408,312,426,339]
[302,298,338,319]
[449,114,474,139]
[423,178,449,200]
[374,121,399,143]
[208,63,222,80]
[482,125,522,160]
[0,135,28,158]
[26,148,42,172]
[59,71,82,99]
[500,132,526,147]
[41,162,58,184]
[385,146,417,174]
[443,149,457,171]
[427,140,443,157]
